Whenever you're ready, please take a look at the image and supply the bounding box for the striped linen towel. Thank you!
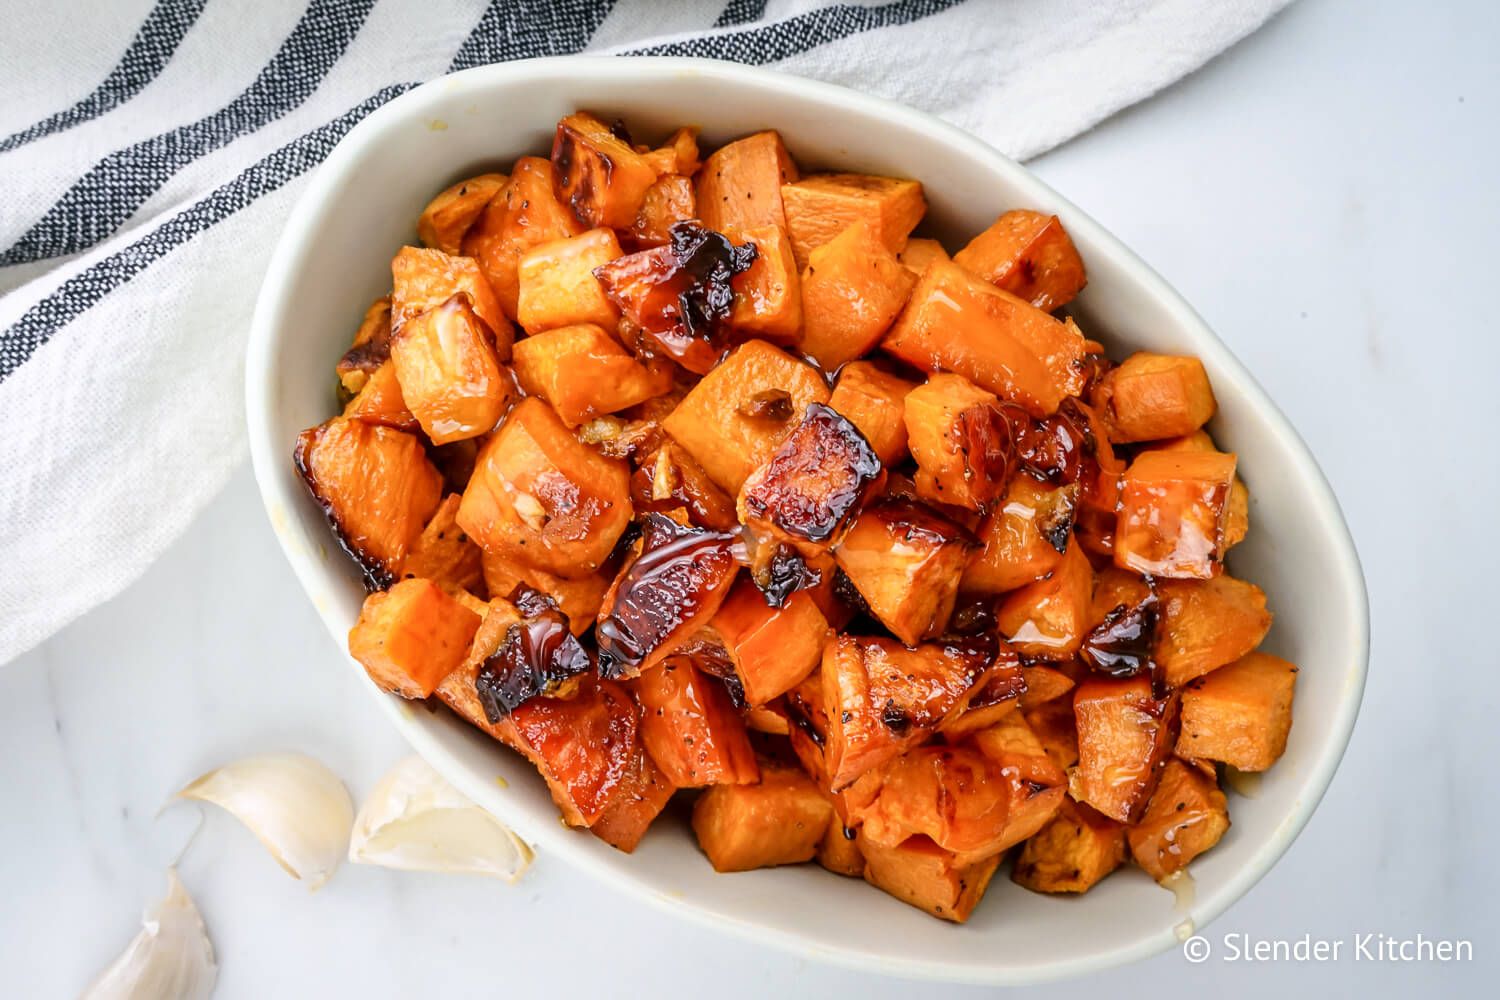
[0,0,1290,664]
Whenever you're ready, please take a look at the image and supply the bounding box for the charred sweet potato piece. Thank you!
[706,581,830,706]
[692,758,834,872]
[341,361,417,432]
[799,219,918,370]
[995,538,1094,659]
[551,112,660,229]
[1147,430,1249,548]
[781,173,925,269]
[828,361,917,467]
[480,549,608,636]
[1090,566,1153,628]
[952,210,1087,312]
[882,259,1088,417]
[1024,697,1080,769]
[1178,651,1296,770]
[820,634,993,789]
[904,373,1014,512]
[629,440,739,531]
[347,579,482,699]
[456,397,633,578]
[845,744,1012,865]
[1069,677,1179,823]
[962,476,1077,594]
[818,817,865,877]
[1012,796,1126,894]
[661,339,830,493]
[898,237,950,278]
[473,589,593,723]
[401,494,484,594]
[336,297,393,395]
[588,744,676,853]
[858,833,999,923]
[968,711,1068,850]
[629,173,696,248]
[1114,450,1236,579]
[462,156,585,319]
[595,514,740,678]
[634,657,759,787]
[725,223,802,343]
[1128,758,1230,881]
[938,652,1027,739]
[695,130,799,234]
[389,246,512,353]
[833,497,976,646]
[516,228,624,333]
[507,678,642,827]
[418,172,507,255]
[1095,353,1216,443]
[390,293,513,444]
[511,323,672,427]
[295,418,443,589]
[1156,575,1272,688]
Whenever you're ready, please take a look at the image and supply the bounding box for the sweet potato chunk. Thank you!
[550,111,659,229]
[882,259,1087,416]
[629,440,739,531]
[336,297,393,395]
[1070,677,1178,823]
[295,418,443,589]
[1156,574,1272,688]
[516,228,624,333]
[725,223,802,342]
[1114,450,1236,579]
[898,237,950,277]
[859,833,999,923]
[588,745,676,853]
[707,581,830,706]
[938,653,1026,739]
[661,339,830,493]
[463,156,585,319]
[968,711,1068,850]
[347,579,481,698]
[390,246,511,353]
[962,476,1076,594]
[508,678,642,827]
[781,173,925,269]
[695,130,799,234]
[480,550,608,636]
[818,819,865,877]
[995,539,1094,658]
[904,373,1013,512]
[1096,353,1216,443]
[634,658,759,787]
[401,494,483,594]
[642,126,700,176]
[342,361,417,432]
[845,744,1013,865]
[628,173,696,249]
[1147,430,1249,548]
[511,323,671,427]
[1020,664,1076,709]
[390,293,513,444]
[692,759,833,872]
[418,172,507,255]
[1127,759,1230,881]
[799,219,917,370]
[1012,797,1126,894]
[952,210,1086,312]
[1178,652,1296,770]
[828,362,916,467]
[456,397,633,577]
[833,497,976,646]
[1024,697,1080,768]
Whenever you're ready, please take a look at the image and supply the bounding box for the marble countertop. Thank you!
[4,1,1495,995]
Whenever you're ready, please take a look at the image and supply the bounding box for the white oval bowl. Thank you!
[246,56,1368,986]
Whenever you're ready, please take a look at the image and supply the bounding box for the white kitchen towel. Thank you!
[0,0,1291,665]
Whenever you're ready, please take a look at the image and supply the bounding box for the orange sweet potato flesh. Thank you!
[511,322,672,427]
[629,440,739,532]
[390,293,513,445]
[781,173,926,269]
[725,223,802,343]
[1012,796,1127,893]
[1025,697,1081,769]
[1156,575,1272,688]
[844,744,1012,866]
[463,156,585,320]
[1069,676,1179,824]
[551,111,660,230]
[953,210,1087,312]
[390,246,512,354]
[967,711,1068,851]
[347,578,482,698]
[456,397,634,578]
[336,297,393,395]
[707,581,830,706]
[401,494,484,595]
[828,362,917,467]
[858,832,1000,923]
[1096,353,1216,443]
[695,130,799,234]
[882,259,1088,417]
[341,361,417,432]
[1127,758,1230,881]
[516,228,623,333]
[898,237,950,278]
[937,652,1026,740]
[818,818,865,877]
[588,744,676,853]
[692,758,834,872]
[1115,449,1236,579]
[295,417,443,589]
[418,172,507,255]
[995,538,1094,659]
[1020,664,1076,709]
[1178,651,1296,770]
[633,657,759,787]
[799,219,917,370]
[507,678,643,827]
[961,475,1076,594]
[1147,430,1249,549]
[629,174,696,248]
[480,550,608,636]
[903,373,1011,512]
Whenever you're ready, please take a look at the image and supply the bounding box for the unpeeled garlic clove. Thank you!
[177,751,353,891]
[81,868,216,1000]
[348,755,532,881]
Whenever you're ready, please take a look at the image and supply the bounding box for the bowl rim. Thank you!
[245,54,1370,986]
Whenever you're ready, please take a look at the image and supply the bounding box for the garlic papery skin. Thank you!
[81,869,216,1000]
[348,756,533,881]
[177,751,354,891]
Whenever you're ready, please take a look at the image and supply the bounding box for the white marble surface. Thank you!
[4,0,1498,995]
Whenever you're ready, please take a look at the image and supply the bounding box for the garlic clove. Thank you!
[81,868,216,1000]
[348,755,532,881]
[177,751,354,891]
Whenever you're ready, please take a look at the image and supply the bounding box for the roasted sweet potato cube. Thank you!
[968,711,1068,850]
[781,173,926,268]
[418,172,507,255]
[828,362,916,467]
[833,497,975,646]
[692,758,833,872]
[390,293,513,445]
[551,111,660,229]
[347,578,481,698]
[463,156,585,319]
[661,339,831,494]
[882,259,1088,417]
[1024,698,1080,768]
[745,704,791,735]
[708,581,830,706]
[1089,565,1153,628]
[342,361,417,432]
[798,219,917,370]
[628,173,696,248]
[695,130,799,234]
[456,397,633,577]
[295,418,443,589]
[1178,651,1296,770]
[1012,796,1126,893]
[1156,574,1272,688]
[480,549,608,635]
[633,657,759,787]
[1020,664,1076,709]
[995,539,1094,659]
[859,833,999,923]
[400,494,483,594]
[1097,353,1216,444]
[962,475,1079,594]
[904,373,1012,512]
[641,126,701,176]
[512,323,672,427]
[1069,677,1179,823]
[630,440,739,531]
[818,818,865,877]
[1147,430,1249,548]
[432,597,521,732]
[390,246,512,353]
[938,655,1027,739]
[1114,450,1236,579]
[845,744,1013,865]
[898,237,950,277]
[516,228,623,333]
[507,678,643,827]
[725,223,802,342]
[336,297,393,395]
[952,210,1087,312]
[1128,758,1230,881]
[588,745,676,853]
